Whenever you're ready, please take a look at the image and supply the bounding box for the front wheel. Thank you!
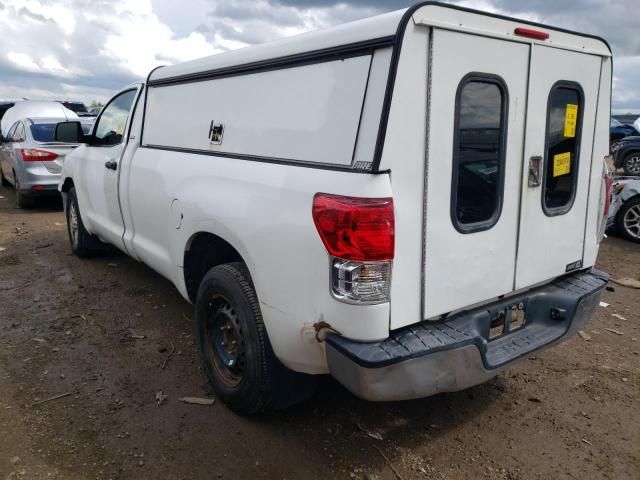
[622,152,640,176]
[0,168,9,187]
[195,262,316,414]
[66,187,104,256]
[616,197,640,243]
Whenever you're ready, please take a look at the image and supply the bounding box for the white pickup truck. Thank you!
[57,2,612,414]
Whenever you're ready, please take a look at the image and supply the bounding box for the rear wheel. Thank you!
[195,262,316,414]
[616,197,640,243]
[622,152,640,176]
[66,187,104,256]
[14,174,33,209]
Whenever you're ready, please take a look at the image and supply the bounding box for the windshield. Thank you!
[29,123,57,142]
[610,118,622,127]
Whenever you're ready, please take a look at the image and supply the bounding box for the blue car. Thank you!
[610,117,639,142]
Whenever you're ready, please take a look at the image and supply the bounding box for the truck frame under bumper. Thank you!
[326,269,608,402]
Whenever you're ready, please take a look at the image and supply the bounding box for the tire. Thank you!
[195,262,316,414]
[14,174,33,209]
[0,168,9,187]
[622,152,640,176]
[66,187,104,256]
[616,196,640,243]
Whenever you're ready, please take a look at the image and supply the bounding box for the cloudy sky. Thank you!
[0,0,637,112]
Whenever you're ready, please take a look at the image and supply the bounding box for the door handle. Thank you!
[104,160,117,171]
[528,156,542,188]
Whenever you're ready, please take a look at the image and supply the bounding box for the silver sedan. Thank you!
[0,117,80,208]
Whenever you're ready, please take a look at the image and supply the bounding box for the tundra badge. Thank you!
[565,260,583,273]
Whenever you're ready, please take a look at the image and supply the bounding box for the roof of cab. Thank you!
[148,1,611,85]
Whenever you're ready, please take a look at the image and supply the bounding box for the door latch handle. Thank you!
[104,160,117,171]
[528,156,542,187]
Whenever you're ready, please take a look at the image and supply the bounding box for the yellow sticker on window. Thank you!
[553,152,571,177]
[564,103,578,138]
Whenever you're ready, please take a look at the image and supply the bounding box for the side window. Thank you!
[451,74,508,233]
[543,82,583,215]
[93,90,136,146]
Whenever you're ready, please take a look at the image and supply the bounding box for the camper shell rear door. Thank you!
[379,4,611,328]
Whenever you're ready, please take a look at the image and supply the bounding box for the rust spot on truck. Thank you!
[313,320,342,342]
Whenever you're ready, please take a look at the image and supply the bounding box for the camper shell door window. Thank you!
[451,74,509,234]
[542,82,584,216]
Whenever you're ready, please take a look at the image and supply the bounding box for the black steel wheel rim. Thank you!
[203,294,246,388]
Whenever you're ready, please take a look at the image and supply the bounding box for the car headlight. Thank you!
[611,142,623,152]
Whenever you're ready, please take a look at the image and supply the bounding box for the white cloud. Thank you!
[7,52,41,73]
[613,56,640,112]
[0,0,635,113]
[100,12,218,77]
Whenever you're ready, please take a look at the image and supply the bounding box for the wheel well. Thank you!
[60,178,74,193]
[184,232,244,302]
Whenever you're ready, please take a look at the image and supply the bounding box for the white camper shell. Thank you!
[59,2,611,413]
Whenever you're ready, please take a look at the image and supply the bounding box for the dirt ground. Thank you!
[0,185,638,480]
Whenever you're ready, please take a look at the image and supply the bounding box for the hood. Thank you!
[1,101,78,136]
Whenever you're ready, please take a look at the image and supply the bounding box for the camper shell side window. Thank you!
[451,73,509,234]
[542,81,584,216]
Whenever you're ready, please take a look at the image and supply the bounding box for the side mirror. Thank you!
[55,121,87,143]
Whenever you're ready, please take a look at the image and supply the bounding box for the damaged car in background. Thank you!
[607,177,640,243]
[611,134,640,176]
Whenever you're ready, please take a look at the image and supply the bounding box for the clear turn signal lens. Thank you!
[331,258,391,304]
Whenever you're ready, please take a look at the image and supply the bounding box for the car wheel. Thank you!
[622,152,640,176]
[14,173,33,209]
[195,262,316,415]
[616,196,640,243]
[66,187,103,256]
[0,168,9,187]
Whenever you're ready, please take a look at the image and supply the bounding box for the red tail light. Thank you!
[312,193,394,261]
[514,27,549,40]
[21,149,58,162]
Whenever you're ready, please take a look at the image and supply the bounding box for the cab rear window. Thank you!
[451,74,508,233]
[543,83,584,215]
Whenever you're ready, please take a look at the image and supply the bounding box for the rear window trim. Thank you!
[541,80,585,217]
[450,72,509,234]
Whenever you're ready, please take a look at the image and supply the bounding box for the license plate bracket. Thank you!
[488,302,526,340]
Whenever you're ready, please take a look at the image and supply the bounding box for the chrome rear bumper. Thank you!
[326,269,608,402]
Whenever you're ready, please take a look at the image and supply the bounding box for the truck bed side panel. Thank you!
[125,147,393,373]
